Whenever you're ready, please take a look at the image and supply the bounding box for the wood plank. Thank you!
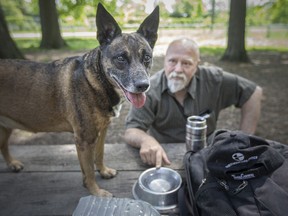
[0,170,184,216]
[0,143,187,215]
[0,171,139,216]
[0,143,186,172]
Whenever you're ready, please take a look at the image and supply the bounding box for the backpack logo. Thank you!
[232,153,244,161]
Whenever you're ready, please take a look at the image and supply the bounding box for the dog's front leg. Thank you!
[95,127,117,178]
[76,141,112,197]
[0,127,24,172]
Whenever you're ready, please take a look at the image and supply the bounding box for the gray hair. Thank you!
[166,37,200,61]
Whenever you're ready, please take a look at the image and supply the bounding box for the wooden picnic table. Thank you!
[0,143,186,216]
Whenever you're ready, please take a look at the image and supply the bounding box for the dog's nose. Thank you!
[135,80,149,92]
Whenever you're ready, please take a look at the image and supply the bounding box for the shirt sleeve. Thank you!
[219,71,257,109]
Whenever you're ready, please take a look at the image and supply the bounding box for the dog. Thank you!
[0,3,159,196]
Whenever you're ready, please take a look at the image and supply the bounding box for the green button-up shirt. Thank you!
[125,65,256,143]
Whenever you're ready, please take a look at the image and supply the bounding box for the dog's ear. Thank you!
[96,3,122,46]
[137,6,159,49]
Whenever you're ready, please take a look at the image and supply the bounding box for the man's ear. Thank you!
[137,6,159,49]
[96,3,122,46]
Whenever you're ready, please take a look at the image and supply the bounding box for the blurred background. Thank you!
[0,0,287,58]
[0,0,287,145]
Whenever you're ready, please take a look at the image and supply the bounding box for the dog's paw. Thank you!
[94,188,113,197]
[84,180,113,197]
[8,160,24,172]
[99,166,117,179]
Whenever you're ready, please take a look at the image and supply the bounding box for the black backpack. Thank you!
[179,129,288,216]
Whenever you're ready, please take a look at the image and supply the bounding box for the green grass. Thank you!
[65,37,99,50]
[248,46,288,52]
[15,37,99,52]
[200,46,288,56]
[15,38,41,51]
[199,47,225,56]
[15,37,288,56]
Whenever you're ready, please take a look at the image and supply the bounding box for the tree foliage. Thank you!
[170,0,193,18]
[270,0,288,24]
[0,0,38,31]
[246,0,288,25]
[57,0,117,25]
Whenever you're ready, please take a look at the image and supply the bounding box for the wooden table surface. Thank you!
[0,143,186,216]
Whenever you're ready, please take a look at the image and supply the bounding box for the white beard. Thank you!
[167,71,188,93]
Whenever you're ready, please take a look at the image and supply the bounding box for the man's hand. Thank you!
[124,128,171,168]
[140,142,171,168]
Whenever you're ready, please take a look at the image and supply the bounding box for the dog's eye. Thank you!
[117,56,125,62]
[143,55,151,63]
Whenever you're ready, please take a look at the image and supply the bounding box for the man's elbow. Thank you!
[123,128,132,142]
[254,86,263,100]
[247,85,263,105]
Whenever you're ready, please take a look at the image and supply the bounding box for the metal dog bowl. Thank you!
[132,167,182,211]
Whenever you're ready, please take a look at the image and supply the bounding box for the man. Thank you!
[124,38,262,168]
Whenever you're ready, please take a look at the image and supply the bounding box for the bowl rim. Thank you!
[137,167,182,195]
[132,181,178,211]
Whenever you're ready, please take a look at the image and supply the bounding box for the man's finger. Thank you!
[162,152,171,165]
[140,152,148,164]
[155,150,162,168]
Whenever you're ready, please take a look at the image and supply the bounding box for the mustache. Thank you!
[168,71,186,80]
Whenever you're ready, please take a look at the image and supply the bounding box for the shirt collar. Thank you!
[187,68,199,99]
[161,70,168,93]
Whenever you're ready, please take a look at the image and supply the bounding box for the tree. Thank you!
[271,0,288,24]
[210,0,216,30]
[0,4,24,59]
[221,0,249,62]
[39,0,66,49]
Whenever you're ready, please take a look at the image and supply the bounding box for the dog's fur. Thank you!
[0,4,159,196]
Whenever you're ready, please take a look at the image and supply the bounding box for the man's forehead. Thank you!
[166,52,196,62]
[168,44,196,55]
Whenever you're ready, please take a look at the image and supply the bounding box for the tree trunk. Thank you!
[0,4,24,59]
[221,0,249,62]
[210,0,216,31]
[39,0,66,49]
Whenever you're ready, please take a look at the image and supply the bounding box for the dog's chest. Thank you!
[111,104,121,118]
[111,96,125,118]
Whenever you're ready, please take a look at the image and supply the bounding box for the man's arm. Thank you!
[124,128,171,168]
[240,86,263,134]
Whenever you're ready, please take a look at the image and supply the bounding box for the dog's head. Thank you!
[96,3,159,108]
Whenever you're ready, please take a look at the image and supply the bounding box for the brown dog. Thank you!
[0,3,159,196]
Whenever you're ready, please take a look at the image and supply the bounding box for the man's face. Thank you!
[164,44,199,93]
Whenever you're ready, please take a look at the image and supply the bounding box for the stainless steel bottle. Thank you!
[186,115,207,151]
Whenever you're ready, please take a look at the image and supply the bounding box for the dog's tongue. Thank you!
[126,92,146,108]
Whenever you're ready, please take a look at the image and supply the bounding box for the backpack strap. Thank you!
[182,150,202,216]
[177,182,193,216]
